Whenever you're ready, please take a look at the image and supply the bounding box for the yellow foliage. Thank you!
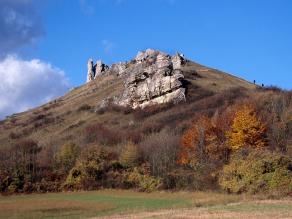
[227,104,267,150]
[120,141,139,167]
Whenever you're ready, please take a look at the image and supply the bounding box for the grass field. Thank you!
[0,190,291,219]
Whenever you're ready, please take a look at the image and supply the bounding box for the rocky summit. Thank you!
[88,49,186,109]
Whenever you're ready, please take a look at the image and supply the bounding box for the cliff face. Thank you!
[88,49,186,109]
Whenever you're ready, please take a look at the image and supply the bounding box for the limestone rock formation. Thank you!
[111,62,127,76]
[90,49,187,109]
[117,49,186,108]
[94,60,109,78]
[86,59,108,82]
[171,53,185,69]
[86,59,95,82]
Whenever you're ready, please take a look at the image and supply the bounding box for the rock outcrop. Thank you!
[86,59,108,82]
[171,52,185,69]
[86,59,95,82]
[89,49,187,109]
[111,62,127,76]
[117,49,186,108]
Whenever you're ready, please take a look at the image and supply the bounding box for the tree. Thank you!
[178,116,229,167]
[227,104,268,151]
[219,150,292,194]
[12,139,42,182]
[56,143,80,173]
[120,141,139,168]
[139,129,180,178]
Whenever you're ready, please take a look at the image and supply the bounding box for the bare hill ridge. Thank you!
[0,49,257,149]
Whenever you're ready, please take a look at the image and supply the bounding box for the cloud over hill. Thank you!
[0,56,69,119]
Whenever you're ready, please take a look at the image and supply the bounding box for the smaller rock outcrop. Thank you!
[171,53,185,69]
[86,59,95,82]
[135,49,159,64]
[86,59,108,82]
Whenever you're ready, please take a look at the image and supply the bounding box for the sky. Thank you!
[0,0,292,118]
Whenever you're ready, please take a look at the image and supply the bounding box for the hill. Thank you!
[0,49,290,195]
[0,49,256,149]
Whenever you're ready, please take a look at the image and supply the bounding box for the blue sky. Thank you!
[0,0,291,118]
[32,0,292,88]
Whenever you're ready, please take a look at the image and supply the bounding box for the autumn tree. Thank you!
[178,116,229,167]
[120,141,139,168]
[227,104,268,151]
[56,143,80,173]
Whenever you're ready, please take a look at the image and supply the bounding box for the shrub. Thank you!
[63,146,122,191]
[84,123,122,145]
[133,103,173,120]
[219,150,292,195]
[9,132,21,139]
[77,104,92,112]
[123,164,161,192]
[139,129,180,178]
[163,167,216,190]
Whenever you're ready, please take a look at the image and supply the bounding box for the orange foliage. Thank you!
[178,115,230,166]
[227,104,268,151]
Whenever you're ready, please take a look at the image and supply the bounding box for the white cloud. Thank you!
[0,56,69,119]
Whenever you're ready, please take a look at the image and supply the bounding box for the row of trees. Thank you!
[178,103,291,194]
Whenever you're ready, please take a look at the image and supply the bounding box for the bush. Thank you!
[123,164,161,192]
[139,129,180,178]
[84,123,122,146]
[77,104,92,112]
[63,146,122,191]
[163,167,216,190]
[219,150,292,195]
[133,103,173,120]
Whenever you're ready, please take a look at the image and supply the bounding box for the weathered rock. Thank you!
[171,53,185,70]
[87,59,95,82]
[111,62,127,76]
[94,60,108,78]
[116,49,186,108]
[92,49,187,108]
[135,49,159,64]
[86,59,109,82]
[138,87,186,108]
